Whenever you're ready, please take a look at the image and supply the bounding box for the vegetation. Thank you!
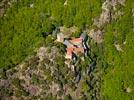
[0,0,101,69]
[0,0,133,99]
[100,0,134,99]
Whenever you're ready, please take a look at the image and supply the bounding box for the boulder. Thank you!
[89,29,103,43]
[27,85,40,96]
[37,47,47,61]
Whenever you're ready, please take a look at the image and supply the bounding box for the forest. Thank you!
[0,0,134,99]
[0,0,102,69]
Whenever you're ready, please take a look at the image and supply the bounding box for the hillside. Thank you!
[0,0,134,99]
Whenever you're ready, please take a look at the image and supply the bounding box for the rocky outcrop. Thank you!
[88,29,103,43]
[0,0,13,17]
[0,79,10,87]
[27,85,40,96]
[84,1,126,99]
[64,0,68,6]
[37,47,47,61]
[0,46,65,98]
[94,0,125,27]
[87,0,126,43]
[114,44,123,52]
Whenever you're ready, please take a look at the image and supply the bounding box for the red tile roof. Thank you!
[75,48,83,52]
[66,48,73,56]
[65,38,84,59]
